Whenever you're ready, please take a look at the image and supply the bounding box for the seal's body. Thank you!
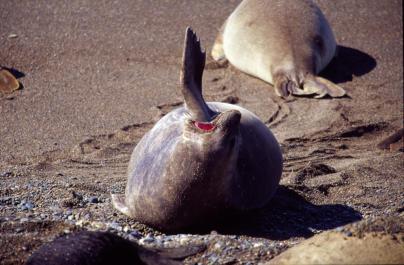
[112,28,283,232]
[26,231,204,265]
[212,0,346,98]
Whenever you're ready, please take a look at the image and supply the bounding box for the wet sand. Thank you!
[1,0,403,264]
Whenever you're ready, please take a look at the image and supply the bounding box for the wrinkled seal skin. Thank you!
[112,28,283,232]
[212,0,346,98]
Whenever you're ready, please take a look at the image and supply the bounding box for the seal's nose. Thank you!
[216,110,241,133]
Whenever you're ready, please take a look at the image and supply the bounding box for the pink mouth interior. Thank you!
[193,121,216,131]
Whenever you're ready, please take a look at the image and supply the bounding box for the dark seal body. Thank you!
[25,231,204,265]
[112,28,283,232]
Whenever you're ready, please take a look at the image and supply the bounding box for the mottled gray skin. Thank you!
[212,0,346,98]
[112,28,282,232]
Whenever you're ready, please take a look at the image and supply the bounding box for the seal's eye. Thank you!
[193,121,216,131]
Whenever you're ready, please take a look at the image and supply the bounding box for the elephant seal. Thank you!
[26,231,205,265]
[212,0,346,98]
[112,28,283,232]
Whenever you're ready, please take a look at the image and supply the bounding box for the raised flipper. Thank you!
[181,27,215,122]
[211,20,228,64]
[303,75,347,98]
[111,193,130,216]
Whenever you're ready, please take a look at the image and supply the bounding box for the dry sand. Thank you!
[0,0,403,264]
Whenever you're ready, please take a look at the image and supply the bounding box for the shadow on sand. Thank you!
[320,45,377,84]
[217,186,362,240]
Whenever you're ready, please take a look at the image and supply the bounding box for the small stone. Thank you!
[208,255,219,263]
[67,215,74,221]
[25,202,35,210]
[75,220,84,226]
[214,242,223,249]
[129,230,142,240]
[8,34,18,38]
[108,222,122,231]
[91,221,104,229]
[88,196,99,203]
[179,236,191,245]
[20,217,29,223]
[344,231,353,237]
[123,225,131,233]
[0,171,12,177]
[64,229,71,234]
[15,227,24,233]
[139,234,155,244]
[253,242,264,248]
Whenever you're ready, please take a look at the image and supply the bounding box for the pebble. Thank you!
[180,236,191,245]
[208,255,219,263]
[214,242,223,249]
[0,171,12,177]
[253,242,264,248]
[344,231,353,237]
[108,222,122,231]
[25,202,35,210]
[128,230,143,240]
[8,33,18,38]
[139,234,155,244]
[88,196,99,203]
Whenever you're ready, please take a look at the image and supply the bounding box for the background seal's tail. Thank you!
[180,27,215,122]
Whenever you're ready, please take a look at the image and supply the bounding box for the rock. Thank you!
[25,202,35,210]
[139,234,155,245]
[128,230,142,240]
[0,69,19,94]
[88,196,99,203]
[0,171,12,177]
[267,217,404,264]
[108,222,122,231]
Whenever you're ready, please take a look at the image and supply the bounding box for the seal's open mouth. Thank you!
[192,121,216,131]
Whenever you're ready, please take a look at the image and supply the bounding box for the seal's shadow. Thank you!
[1,67,25,79]
[217,186,362,240]
[320,45,377,84]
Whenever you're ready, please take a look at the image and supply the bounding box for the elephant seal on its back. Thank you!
[212,0,346,98]
[112,28,283,232]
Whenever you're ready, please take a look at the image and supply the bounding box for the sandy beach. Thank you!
[1,0,403,264]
